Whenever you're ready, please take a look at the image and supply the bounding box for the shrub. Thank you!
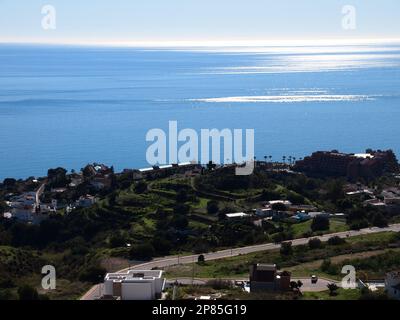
[173,204,190,215]
[78,266,107,284]
[18,285,39,300]
[129,243,155,261]
[372,213,388,228]
[280,241,293,256]
[311,216,330,232]
[198,254,205,264]
[349,219,369,230]
[206,201,219,214]
[206,279,232,290]
[327,236,346,246]
[308,238,323,249]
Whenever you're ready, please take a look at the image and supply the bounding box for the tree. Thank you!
[297,280,303,291]
[170,215,189,230]
[280,241,293,256]
[109,232,126,248]
[176,189,188,203]
[79,266,107,284]
[152,237,172,255]
[290,281,299,290]
[134,181,148,194]
[327,236,346,246]
[47,167,68,188]
[308,238,322,249]
[327,180,345,203]
[372,212,388,228]
[18,285,39,300]
[129,243,155,261]
[327,283,339,296]
[311,216,330,232]
[206,201,219,215]
[3,178,16,188]
[198,254,205,264]
[206,161,216,171]
[321,259,332,272]
[173,203,190,215]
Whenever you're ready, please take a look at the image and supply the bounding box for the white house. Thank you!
[268,200,292,206]
[226,212,250,219]
[103,270,165,300]
[308,212,331,219]
[385,271,400,300]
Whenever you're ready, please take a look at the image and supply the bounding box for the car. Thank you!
[311,275,318,284]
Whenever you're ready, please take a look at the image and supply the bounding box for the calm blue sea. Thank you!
[1,43,400,179]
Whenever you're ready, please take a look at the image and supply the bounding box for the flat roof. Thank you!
[226,212,249,218]
[159,165,173,169]
[255,264,277,271]
[105,270,163,282]
[139,167,154,172]
[354,153,374,159]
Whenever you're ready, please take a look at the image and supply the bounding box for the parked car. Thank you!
[311,275,318,284]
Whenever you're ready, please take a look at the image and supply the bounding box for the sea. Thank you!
[1,43,400,179]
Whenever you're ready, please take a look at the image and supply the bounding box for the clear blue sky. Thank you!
[0,0,399,44]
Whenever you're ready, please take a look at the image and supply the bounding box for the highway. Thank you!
[80,223,400,300]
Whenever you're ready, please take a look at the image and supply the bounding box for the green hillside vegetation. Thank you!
[1,165,400,299]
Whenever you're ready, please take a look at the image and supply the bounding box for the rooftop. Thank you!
[255,264,277,271]
[105,270,163,282]
[226,212,250,218]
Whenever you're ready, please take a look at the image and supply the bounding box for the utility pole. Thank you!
[192,256,195,285]
[172,285,176,300]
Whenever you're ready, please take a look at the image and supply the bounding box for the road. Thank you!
[80,223,400,300]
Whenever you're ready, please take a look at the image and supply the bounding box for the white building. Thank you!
[226,212,250,219]
[267,200,292,207]
[385,271,400,300]
[103,270,165,300]
[308,212,331,218]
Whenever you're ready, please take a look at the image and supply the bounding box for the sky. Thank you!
[0,0,399,45]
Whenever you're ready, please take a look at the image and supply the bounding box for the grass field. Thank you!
[302,288,362,300]
[165,231,399,280]
[291,218,349,238]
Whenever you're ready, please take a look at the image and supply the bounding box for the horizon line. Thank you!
[1,38,400,48]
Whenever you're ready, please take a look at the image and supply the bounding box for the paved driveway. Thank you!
[293,278,338,292]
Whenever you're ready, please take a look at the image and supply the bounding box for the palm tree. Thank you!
[297,280,303,293]
[327,283,339,296]
[269,155,272,162]
[282,156,286,164]
[264,156,267,163]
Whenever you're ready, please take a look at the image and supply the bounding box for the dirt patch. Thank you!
[100,257,130,272]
